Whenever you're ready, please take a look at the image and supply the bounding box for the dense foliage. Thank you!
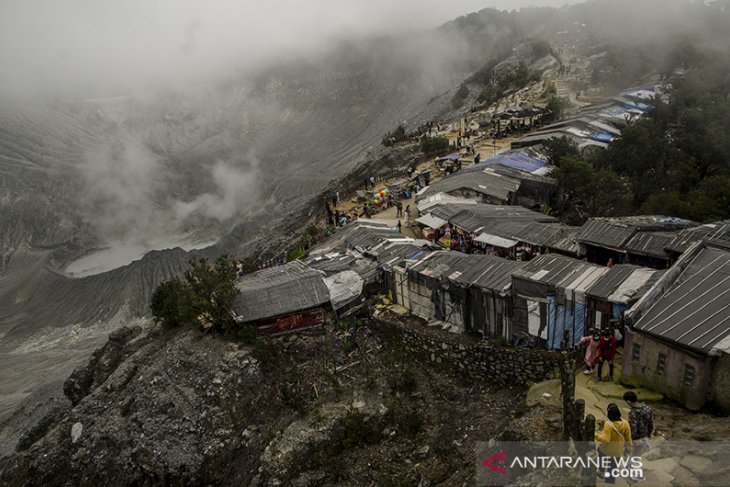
[150,255,240,333]
[549,43,730,224]
[420,135,450,157]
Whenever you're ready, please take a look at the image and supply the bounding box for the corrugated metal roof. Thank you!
[374,242,432,270]
[576,219,637,250]
[634,246,730,354]
[416,192,477,213]
[513,254,603,288]
[468,149,548,174]
[665,220,730,254]
[577,216,695,251]
[475,233,518,248]
[420,168,520,202]
[309,220,393,254]
[234,261,331,322]
[409,251,522,293]
[625,231,676,259]
[545,226,582,255]
[450,255,525,293]
[512,222,568,247]
[416,214,447,229]
[586,264,661,304]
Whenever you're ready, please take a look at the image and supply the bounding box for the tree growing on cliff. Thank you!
[150,255,240,332]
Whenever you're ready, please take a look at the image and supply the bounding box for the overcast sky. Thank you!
[0,0,576,98]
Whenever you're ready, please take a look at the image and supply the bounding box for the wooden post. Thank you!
[561,328,571,350]
[581,413,597,487]
[573,399,585,441]
[559,351,576,440]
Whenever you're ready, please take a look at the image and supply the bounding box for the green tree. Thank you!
[420,135,449,156]
[184,255,240,331]
[542,136,580,166]
[150,255,240,332]
[150,277,195,327]
[545,96,570,122]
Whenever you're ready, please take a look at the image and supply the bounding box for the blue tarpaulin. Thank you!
[468,150,547,173]
[611,303,627,320]
[574,303,586,346]
[592,132,613,143]
[548,298,587,350]
[439,154,462,162]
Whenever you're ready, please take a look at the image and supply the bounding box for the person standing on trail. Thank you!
[623,391,654,455]
[474,153,481,165]
[397,220,402,233]
[370,175,376,188]
[577,331,601,374]
[332,192,338,208]
[596,329,618,381]
[335,191,340,206]
[405,205,411,227]
[396,200,403,218]
[595,403,632,485]
[334,210,340,227]
[340,214,348,227]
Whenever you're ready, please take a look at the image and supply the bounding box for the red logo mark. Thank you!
[482,451,507,475]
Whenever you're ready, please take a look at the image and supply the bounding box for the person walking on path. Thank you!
[577,331,601,374]
[596,328,618,381]
[595,403,633,485]
[334,210,340,227]
[405,205,411,227]
[397,220,402,233]
[335,191,340,206]
[396,200,403,218]
[624,391,654,455]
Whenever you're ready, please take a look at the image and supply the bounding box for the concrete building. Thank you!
[622,241,730,411]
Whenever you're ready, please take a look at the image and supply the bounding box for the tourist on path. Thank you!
[595,403,633,485]
[577,331,600,374]
[405,205,411,227]
[624,391,654,455]
[596,329,618,381]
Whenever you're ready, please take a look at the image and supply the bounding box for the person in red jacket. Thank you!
[597,328,618,382]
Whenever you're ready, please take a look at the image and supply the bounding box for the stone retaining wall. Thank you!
[373,318,565,385]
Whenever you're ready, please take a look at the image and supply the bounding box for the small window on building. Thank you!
[632,344,641,362]
[683,364,695,386]
[657,353,666,375]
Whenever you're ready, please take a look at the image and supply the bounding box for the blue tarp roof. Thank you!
[624,101,652,111]
[439,154,462,161]
[389,179,407,187]
[468,150,547,173]
[592,132,613,143]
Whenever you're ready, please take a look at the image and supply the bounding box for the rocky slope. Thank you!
[0,319,527,486]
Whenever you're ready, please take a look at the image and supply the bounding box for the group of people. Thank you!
[595,392,654,483]
[326,202,359,227]
[578,328,654,483]
[578,328,619,381]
